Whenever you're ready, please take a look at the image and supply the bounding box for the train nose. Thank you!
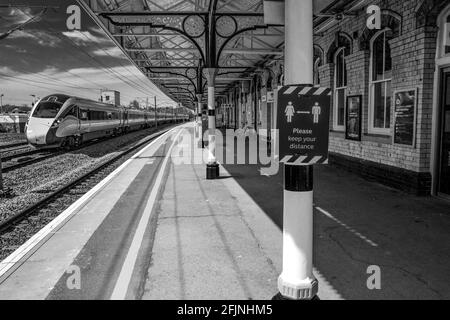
[26,118,52,145]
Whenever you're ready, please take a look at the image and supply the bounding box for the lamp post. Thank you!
[0,94,4,114]
[154,96,157,129]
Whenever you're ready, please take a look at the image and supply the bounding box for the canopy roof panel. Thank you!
[77,0,360,108]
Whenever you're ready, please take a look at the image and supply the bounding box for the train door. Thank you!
[438,67,450,198]
[124,110,128,131]
[73,106,81,132]
[79,107,90,134]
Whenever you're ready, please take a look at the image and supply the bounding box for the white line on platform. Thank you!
[0,127,178,282]
[110,128,183,300]
[315,207,379,248]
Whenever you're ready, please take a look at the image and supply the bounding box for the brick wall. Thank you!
[313,0,440,181]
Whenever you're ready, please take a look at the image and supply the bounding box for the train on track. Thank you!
[25,94,188,149]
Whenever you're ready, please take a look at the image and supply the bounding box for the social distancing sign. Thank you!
[277,85,331,165]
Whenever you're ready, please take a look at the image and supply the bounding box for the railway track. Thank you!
[1,150,62,173]
[0,142,28,151]
[0,125,168,173]
[0,126,173,237]
[1,148,49,162]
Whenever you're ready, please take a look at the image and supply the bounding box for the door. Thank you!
[438,68,450,196]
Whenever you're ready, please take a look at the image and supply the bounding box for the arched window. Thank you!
[334,47,347,130]
[438,8,450,58]
[314,45,324,86]
[369,29,392,134]
[314,57,322,86]
[446,14,450,55]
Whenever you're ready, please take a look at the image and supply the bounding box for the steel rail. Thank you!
[0,125,175,234]
[0,142,28,150]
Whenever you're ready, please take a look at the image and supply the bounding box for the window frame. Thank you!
[333,47,348,131]
[313,57,322,86]
[369,28,393,135]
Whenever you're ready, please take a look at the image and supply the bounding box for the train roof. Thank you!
[72,96,120,109]
[40,94,149,113]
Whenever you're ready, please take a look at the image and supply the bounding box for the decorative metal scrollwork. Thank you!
[215,15,237,38]
[183,15,205,38]
[185,68,197,78]
[109,15,184,29]
[216,15,265,62]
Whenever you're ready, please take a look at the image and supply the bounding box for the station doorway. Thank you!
[438,68,450,197]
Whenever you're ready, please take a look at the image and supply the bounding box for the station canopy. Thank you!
[77,0,365,109]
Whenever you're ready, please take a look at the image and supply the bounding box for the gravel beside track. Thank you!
[0,124,176,260]
[0,134,26,146]
[0,145,33,159]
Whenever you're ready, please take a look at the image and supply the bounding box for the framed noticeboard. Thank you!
[393,88,417,147]
[345,95,362,141]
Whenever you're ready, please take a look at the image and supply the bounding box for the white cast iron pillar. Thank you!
[204,68,219,179]
[196,93,203,145]
[278,0,318,300]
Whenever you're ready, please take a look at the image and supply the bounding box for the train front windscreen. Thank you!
[32,102,63,119]
[32,95,71,119]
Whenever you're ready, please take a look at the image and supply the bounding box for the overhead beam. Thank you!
[98,11,263,17]
[126,48,199,53]
[133,59,197,62]
[112,33,181,37]
[222,49,283,55]
[148,77,251,81]
[129,48,283,55]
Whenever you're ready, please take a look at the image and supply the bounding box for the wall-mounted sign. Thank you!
[277,85,331,165]
[393,88,417,147]
[261,95,267,103]
[267,91,275,103]
[346,95,362,141]
[366,5,381,30]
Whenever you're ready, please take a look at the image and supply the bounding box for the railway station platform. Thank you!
[0,123,450,300]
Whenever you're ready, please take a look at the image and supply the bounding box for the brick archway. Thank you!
[359,9,402,50]
[416,0,450,28]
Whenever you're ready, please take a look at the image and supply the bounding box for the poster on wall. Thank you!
[345,95,362,141]
[267,91,275,103]
[393,88,417,147]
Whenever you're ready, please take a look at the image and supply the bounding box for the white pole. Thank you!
[278,0,318,300]
[154,96,158,128]
[207,86,216,163]
[204,68,219,179]
[196,94,203,145]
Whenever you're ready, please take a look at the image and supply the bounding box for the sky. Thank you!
[0,0,176,108]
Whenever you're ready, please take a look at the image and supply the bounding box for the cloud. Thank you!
[62,30,127,58]
[62,30,111,46]
[9,29,62,47]
[92,46,124,58]
[0,7,43,30]
[0,66,18,76]
[3,8,32,25]
[2,45,27,54]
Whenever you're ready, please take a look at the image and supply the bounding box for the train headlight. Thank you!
[52,119,61,128]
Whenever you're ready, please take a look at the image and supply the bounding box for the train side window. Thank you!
[80,109,89,121]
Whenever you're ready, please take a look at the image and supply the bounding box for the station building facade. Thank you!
[218,0,450,198]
